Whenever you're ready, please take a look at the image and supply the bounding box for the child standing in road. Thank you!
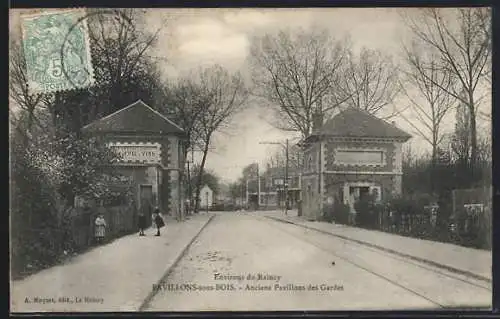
[152,207,165,236]
[94,214,107,244]
[138,212,147,236]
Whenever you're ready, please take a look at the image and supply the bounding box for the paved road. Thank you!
[145,212,491,311]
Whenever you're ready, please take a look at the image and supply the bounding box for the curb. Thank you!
[138,214,216,311]
[265,215,491,284]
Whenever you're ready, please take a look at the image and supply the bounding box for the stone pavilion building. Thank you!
[82,100,187,222]
[300,107,412,221]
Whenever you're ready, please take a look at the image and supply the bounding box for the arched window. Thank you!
[308,155,313,171]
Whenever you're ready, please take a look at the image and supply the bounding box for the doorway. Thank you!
[359,187,370,200]
[349,186,370,199]
[348,186,370,210]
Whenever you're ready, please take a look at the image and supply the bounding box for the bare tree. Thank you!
[474,8,492,84]
[9,39,50,145]
[250,28,351,139]
[44,9,168,137]
[402,8,491,174]
[401,43,458,170]
[160,76,211,206]
[161,76,208,155]
[85,8,167,119]
[339,47,401,117]
[193,65,249,213]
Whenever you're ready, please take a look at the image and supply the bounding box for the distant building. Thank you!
[199,184,214,209]
[215,193,232,205]
[215,184,232,204]
[301,107,411,221]
[246,166,301,209]
[82,100,187,222]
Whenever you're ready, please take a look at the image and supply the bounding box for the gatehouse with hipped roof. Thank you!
[300,107,412,221]
[82,100,187,222]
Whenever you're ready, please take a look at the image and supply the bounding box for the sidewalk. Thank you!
[11,213,215,312]
[260,210,491,282]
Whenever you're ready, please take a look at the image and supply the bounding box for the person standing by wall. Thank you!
[185,199,191,216]
[348,191,358,226]
[152,206,165,236]
[138,212,147,236]
[94,213,107,244]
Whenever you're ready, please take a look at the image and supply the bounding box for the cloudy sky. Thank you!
[10,8,491,183]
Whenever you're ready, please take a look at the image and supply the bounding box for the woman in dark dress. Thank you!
[138,212,147,236]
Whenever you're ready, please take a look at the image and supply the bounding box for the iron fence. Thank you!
[352,206,491,250]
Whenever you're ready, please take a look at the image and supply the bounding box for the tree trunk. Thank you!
[193,139,210,214]
[468,103,478,186]
[430,133,438,196]
[19,104,37,148]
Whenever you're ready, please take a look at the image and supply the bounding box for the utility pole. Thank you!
[257,164,261,208]
[191,148,195,213]
[186,160,191,215]
[206,192,209,214]
[245,179,249,209]
[259,139,290,215]
[240,183,244,208]
[285,138,289,216]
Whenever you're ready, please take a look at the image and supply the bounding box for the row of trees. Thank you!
[400,8,491,190]
[250,29,400,139]
[249,8,491,191]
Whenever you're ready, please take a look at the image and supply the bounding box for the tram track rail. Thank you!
[263,215,491,286]
[259,215,491,309]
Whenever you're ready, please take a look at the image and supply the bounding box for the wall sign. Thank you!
[104,174,134,183]
[335,149,385,166]
[108,142,161,164]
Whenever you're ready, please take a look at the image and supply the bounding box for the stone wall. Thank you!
[161,138,172,168]
[301,174,320,220]
[161,172,171,213]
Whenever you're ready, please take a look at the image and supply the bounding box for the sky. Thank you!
[9,8,492,183]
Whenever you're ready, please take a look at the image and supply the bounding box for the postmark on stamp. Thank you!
[21,9,95,94]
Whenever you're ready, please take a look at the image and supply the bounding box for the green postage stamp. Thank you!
[21,9,95,94]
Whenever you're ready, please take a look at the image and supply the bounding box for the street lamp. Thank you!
[259,139,289,215]
[206,191,209,214]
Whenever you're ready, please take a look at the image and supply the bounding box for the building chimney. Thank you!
[312,112,324,134]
